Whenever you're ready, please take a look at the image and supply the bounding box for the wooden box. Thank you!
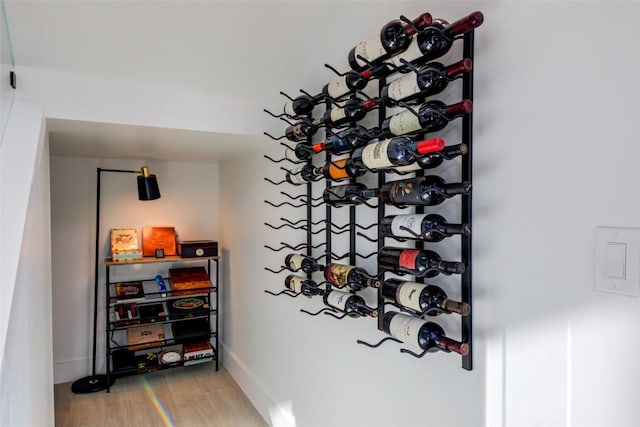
[110,228,142,260]
[169,267,211,296]
[127,323,166,351]
[142,226,177,257]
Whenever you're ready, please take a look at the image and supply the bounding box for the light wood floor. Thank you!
[55,365,268,427]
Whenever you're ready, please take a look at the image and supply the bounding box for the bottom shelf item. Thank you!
[111,342,215,377]
[112,349,160,375]
[183,340,214,365]
[171,319,211,344]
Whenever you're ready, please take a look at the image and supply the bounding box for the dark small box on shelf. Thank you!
[171,319,210,344]
[179,240,218,258]
[168,296,209,320]
[137,302,168,323]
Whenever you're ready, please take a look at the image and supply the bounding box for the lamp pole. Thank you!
[72,167,159,394]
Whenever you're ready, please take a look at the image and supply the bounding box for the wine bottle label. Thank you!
[285,148,302,163]
[287,255,305,271]
[327,159,350,180]
[388,313,424,350]
[326,291,350,310]
[327,76,350,99]
[286,165,307,185]
[399,249,419,270]
[361,139,394,169]
[389,38,423,67]
[388,110,421,136]
[286,276,304,293]
[291,125,307,140]
[386,74,420,102]
[354,34,387,68]
[326,264,355,286]
[284,100,296,117]
[393,162,421,173]
[330,106,347,124]
[391,214,426,239]
[396,281,427,312]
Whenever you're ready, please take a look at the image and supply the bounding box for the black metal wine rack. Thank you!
[263,12,476,370]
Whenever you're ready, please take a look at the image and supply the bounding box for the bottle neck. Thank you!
[444,58,473,78]
[444,100,473,118]
[415,137,445,155]
[445,11,484,37]
[405,12,433,36]
[442,299,471,316]
[438,336,469,355]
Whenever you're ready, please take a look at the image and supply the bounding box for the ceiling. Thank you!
[46,118,264,163]
[4,1,420,162]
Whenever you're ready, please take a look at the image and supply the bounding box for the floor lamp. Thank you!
[71,166,161,394]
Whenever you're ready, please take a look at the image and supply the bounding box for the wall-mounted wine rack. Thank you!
[263,11,481,370]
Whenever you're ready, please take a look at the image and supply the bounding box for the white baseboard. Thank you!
[53,355,106,385]
[222,342,276,427]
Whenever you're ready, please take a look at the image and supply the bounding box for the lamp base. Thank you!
[71,374,115,394]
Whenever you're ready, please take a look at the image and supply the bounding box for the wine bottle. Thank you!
[350,137,445,171]
[284,253,324,274]
[380,99,472,137]
[314,98,379,128]
[387,11,484,69]
[323,183,379,207]
[320,158,365,181]
[323,63,389,100]
[381,58,472,105]
[348,12,433,72]
[311,125,378,155]
[285,164,321,185]
[283,93,323,118]
[285,120,319,142]
[286,158,365,184]
[323,290,378,317]
[394,143,468,172]
[285,275,325,297]
[324,263,380,291]
[378,246,465,277]
[284,142,315,163]
[382,278,470,315]
[379,175,471,207]
[382,311,468,354]
[380,213,470,242]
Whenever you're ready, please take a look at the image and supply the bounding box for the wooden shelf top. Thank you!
[105,255,219,266]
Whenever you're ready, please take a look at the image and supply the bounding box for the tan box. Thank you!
[110,228,140,255]
[127,324,165,351]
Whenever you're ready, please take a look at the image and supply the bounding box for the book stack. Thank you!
[110,228,143,262]
[169,267,211,296]
[183,341,214,366]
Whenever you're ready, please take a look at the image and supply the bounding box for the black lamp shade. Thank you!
[137,174,161,200]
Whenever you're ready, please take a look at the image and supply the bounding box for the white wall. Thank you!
[221,2,640,427]
[49,156,219,383]
[478,3,640,426]
[0,102,53,426]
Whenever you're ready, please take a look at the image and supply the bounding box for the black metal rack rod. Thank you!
[376,80,387,331]
[461,30,474,371]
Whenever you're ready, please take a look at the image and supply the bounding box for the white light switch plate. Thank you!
[595,226,640,296]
